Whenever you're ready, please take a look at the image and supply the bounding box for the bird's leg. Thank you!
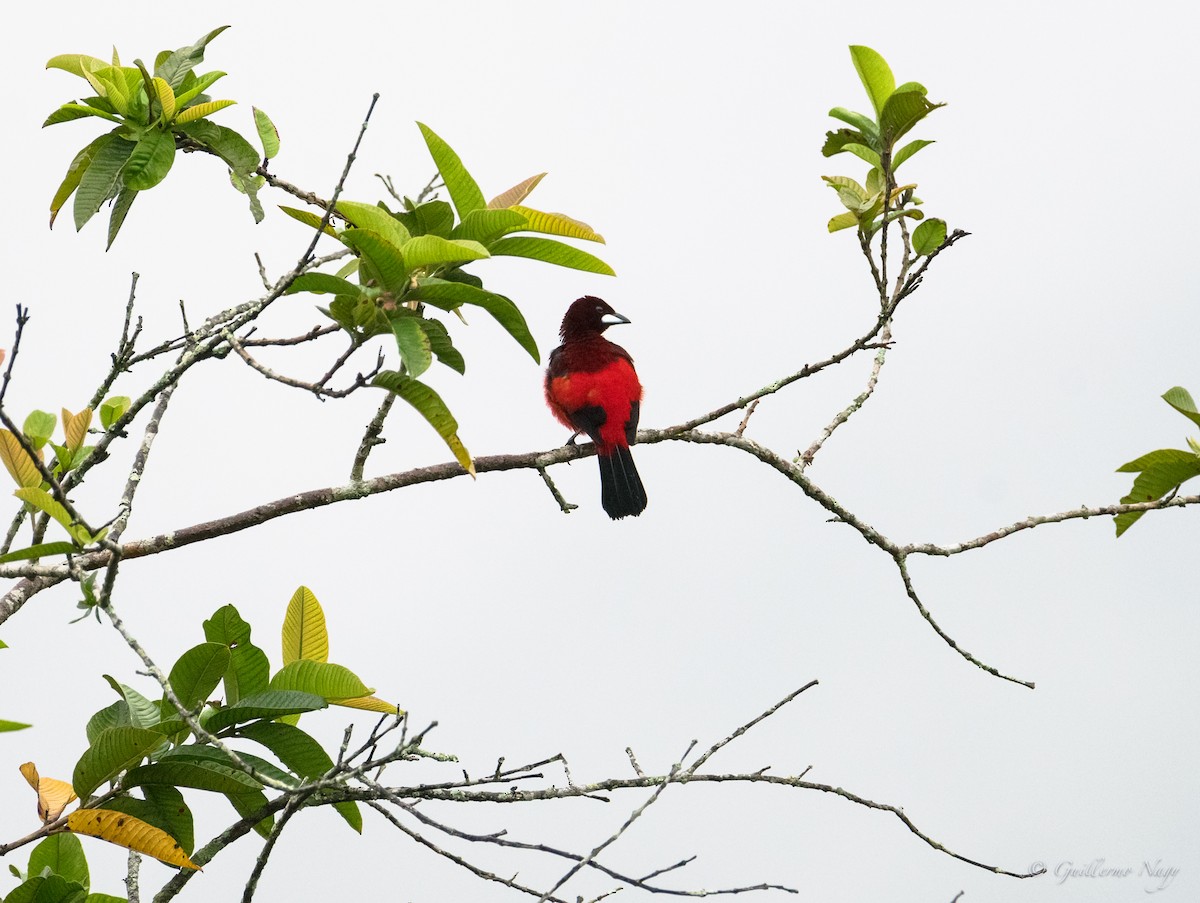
[563,431,582,446]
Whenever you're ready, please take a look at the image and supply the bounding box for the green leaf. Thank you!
[394,200,455,238]
[23,411,56,448]
[269,660,372,701]
[100,786,193,856]
[279,205,337,237]
[420,318,466,374]
[0,719,32,732]
[398,235,489,270]
[390,315,433,378]
[821,128,867,158]
[155,26,230,90]
[336,201,410,247]
[827,211,859,232]
[202,604,252,646]
[893,139,935,170]
[4,874,87,903]
[173,70,227,108]
[236,722,333,779]
[13,488,82,543]
[409,278,539,362]
[122,760,261,795]
[252,107,279,159]
[0,542,78,564]
[880,90,943,146]
[373,371,474,475]
[828,108,880,147]
[103,676,161,729]
[284,273,363,297]
[86,701,131,745]
[46,54,109,80]
[73,135,134,231]
[73,726,164,800]
[49,132,115,228]
[176,120,262,222]
[911,218,947,255]
[449,208,527,246]
[42,103,123,127]
[416,122,485,218]
[225,790,273,838]
[489,236,615,276]
[122,128,176,190]
[509,207,605,243]
[1162,386,1200,429]
[339,229,408,294]
[205,690,328,733]
[29,833,89,889]
[848,45,895,116]
[106,187,138,250]
[167,643,230,712]
[1115,448,1200,536]
[159,746,295,788]
[99,396,131,430]
[224,644,271,706]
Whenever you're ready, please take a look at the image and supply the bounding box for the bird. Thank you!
[545,296,647,519]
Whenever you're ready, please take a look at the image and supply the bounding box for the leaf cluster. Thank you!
[821,46,947,253]
[1114,387,1200,536]
[284,123,613,475]
[45,27,279,247]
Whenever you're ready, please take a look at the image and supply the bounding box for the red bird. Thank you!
[545,296,647,519]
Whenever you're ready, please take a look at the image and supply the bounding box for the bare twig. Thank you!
[350,392,395,481]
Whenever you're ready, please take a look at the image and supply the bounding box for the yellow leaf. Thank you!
[151,77,176,121]
[487,172,546,209]
[61,407,92,455]
[509,206,605,243]
[20,761,78,823]
[174,99,236,124]
[332,696,404,715]
[67,809,200,870]
[281,586,328,665]
[0,431,43,488]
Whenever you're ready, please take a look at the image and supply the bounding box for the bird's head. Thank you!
[559,296,631,340]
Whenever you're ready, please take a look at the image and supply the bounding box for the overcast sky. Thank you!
[1,2,1196,902]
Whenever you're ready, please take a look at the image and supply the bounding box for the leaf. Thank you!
[62,408,92,455]
[73,135,134,232]
[122,127,176,190]
[842,144,881,169]
[3,873,87,903]
[42,103,123,127]
[13,488,80,542]
[279,205,337,237]
[398,234,489,270]
[489,236,615,276]
[849,45,895,116]
[24,411,57,449]
[176,120,262,222]
[252,107,279,159]
[1162,386,1200,429]
[1114,448,1200,535]
[269,660,373,700]
[106,187,138,250]
[394,200,455,238]
[373,372,474,475]
[0,542,78,564]
[99,396,131,430]
[0,431,43,488]
[509,206,605,243]
[100,786,193,856]
[0,719,32,731]
[204,690,328,733]
[487,172,546,209]
[225,790,273,838]
[50,132,115,228]
[19,763,78,823]
[172,70,227,108]
[86,702,131,745]
[150,77,175,121]
[46,54,109,80]
[174,99,236,124]
[159,746,294,788]
[828,107,880,147]
[449,208,527,246]
[333,695,402,714]
[390,315,433,378]
[880,90,944,146]
[420,318,466,374]
[72,727,163,800]
[166,643,231,712]
[28,833,88,888]
[409,278,539,362]
[281,585,328,664]
[893,139,935,170]
[224,644,271,706]
[911,218,947,255]
[236,722,333,779]
[66,809,199,870]
[155,25,230,89]
[336,201,410,247]
[827,211,859,233]
[417,122,485,218]
[122,759,260,795]
[102,677,160,729]
[285,273,363,297]
[821,128,869,159]
[339,229,408,295]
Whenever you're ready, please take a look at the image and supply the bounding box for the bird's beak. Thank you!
[600,311,631,326]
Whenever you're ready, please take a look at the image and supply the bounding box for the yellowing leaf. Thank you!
[20,762,78,823]
[487,172,546,209]
[510,206,605,243]
[151,77,176,121]
[332,696,404,715]
[174,99,236,124]
[0,431,43,488]
[62,407,92,454]
[281,586,328,665]
[67,808,199,870]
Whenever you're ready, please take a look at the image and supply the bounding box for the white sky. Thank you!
[1,2,1196,902]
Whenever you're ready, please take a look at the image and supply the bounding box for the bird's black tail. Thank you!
[598,445,647,520]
